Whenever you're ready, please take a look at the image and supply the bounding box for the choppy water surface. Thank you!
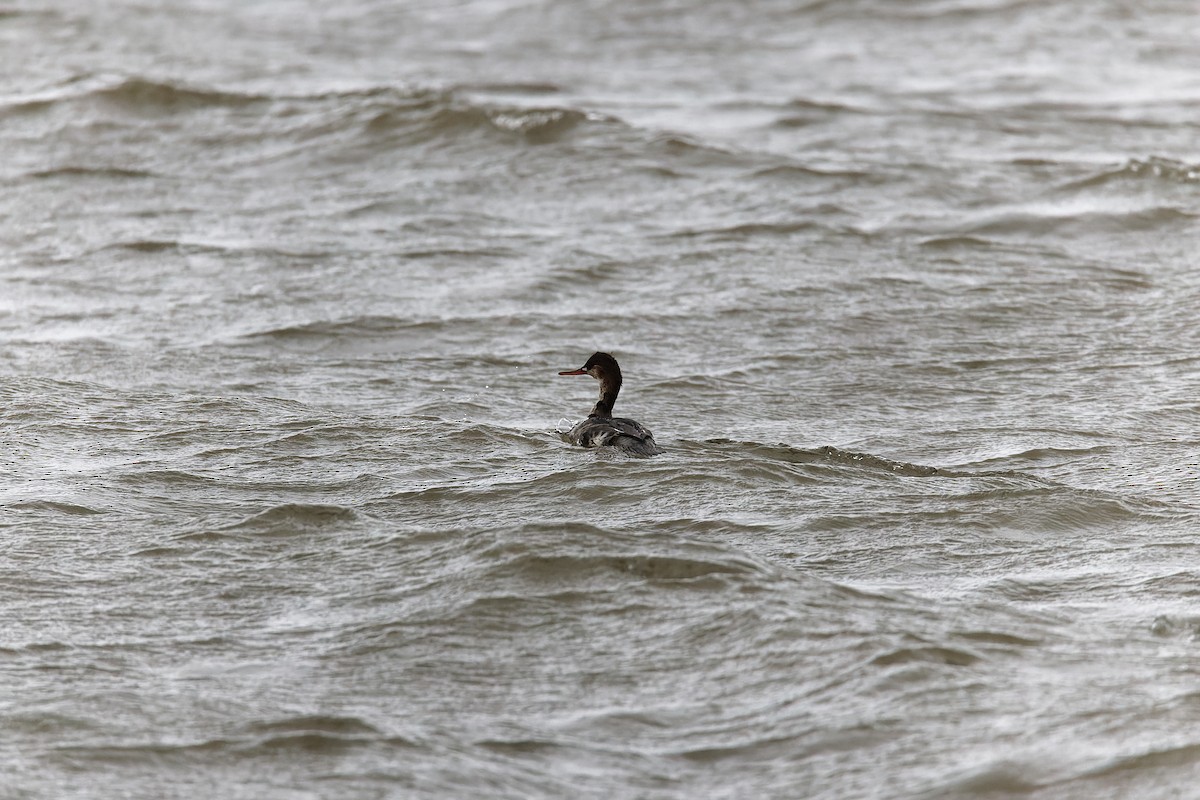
[4,1,1200,797]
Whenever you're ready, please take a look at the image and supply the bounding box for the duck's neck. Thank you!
[589,375,621,418]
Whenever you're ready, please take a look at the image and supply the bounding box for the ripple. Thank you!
[224,503,360,532]
[5,499,103,515]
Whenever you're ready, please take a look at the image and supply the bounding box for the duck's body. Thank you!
[564,415,660,455]
[558,352,662,457]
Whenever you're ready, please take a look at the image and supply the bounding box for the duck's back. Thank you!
[567,416,662,456]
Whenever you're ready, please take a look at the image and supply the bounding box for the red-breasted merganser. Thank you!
[557,352,662,457]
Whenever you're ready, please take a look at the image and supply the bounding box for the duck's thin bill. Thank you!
[558,368,587,375]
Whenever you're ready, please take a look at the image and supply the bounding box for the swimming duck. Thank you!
[557,352,662,457]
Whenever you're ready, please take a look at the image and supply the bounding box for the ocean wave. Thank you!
[458,80,564,96]
[665,220,833,241]
[917,234,997,249]
[26,165,157,180]
[3,75,615,164]
[117,468,222,488]
[2,71,832,197]
[952,204,1194,238]
[364,101,594,145]
[234,715,412,754]
[817,0,1044,23]
[0,73,271,118]
[868,643,982,668]
[451,522,776,588]
[72,236,333,264]
[51,714,412,763]
[88,76,269,113]
[922,759,1046,797]
[1080,740,1200,781]
[5,499,103,516]
[237,314,432,342]
[1062,156,1200,190]
[643,132,769,169]
[223,503,360,532]
[702,439,942,477]
[927,737,1200,798]
[750,163,879,182]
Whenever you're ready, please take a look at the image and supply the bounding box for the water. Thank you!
[3,1,1200,797]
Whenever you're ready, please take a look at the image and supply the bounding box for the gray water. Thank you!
[4,1,1200,797]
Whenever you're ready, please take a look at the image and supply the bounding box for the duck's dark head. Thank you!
[558,352,623,417]
[558,352,621,383]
